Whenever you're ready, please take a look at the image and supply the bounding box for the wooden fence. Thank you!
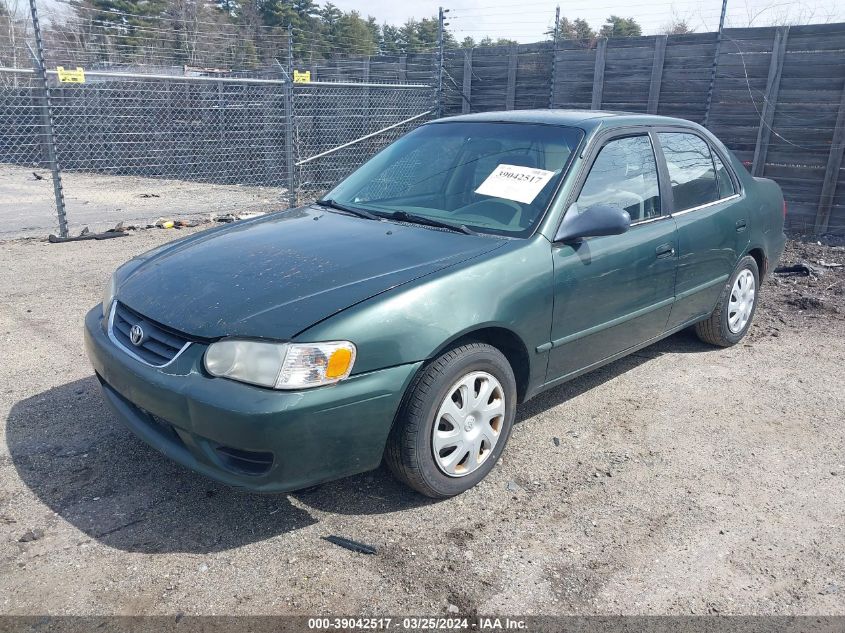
[436,23,845,236]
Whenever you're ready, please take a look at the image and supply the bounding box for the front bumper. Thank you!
[84,306,420,493]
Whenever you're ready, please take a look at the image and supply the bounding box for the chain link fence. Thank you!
[0,67,61,234]
[292,82,434,202]
[0,1,437,238]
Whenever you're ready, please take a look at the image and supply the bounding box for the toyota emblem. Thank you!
[129,324,145,346]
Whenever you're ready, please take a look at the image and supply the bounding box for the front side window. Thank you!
[324,122,583,237]
[658,132,719,212]
[575,135,661,222]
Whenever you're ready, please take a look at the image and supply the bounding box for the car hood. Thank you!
[117,206,504,339]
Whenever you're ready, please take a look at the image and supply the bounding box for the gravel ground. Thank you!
[0,164,286,239]
[0,226,843,616]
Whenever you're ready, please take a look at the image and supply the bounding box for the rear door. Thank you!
[546,131,678,382]
[654,130,749,329]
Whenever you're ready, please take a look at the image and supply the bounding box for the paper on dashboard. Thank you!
[474,164,556,204]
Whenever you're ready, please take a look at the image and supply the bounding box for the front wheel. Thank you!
[695,255,760,347]
[385,343,517,498]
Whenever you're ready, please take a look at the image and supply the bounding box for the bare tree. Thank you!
[1,0,30,71]
[661,10,695,35]
[732,0,835,27]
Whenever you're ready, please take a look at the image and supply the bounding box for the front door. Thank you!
[547,133,678,382]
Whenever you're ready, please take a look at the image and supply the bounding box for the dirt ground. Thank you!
[0,225,843,616]
[0,164,287,239]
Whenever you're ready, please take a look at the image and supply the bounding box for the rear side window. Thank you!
[576,135,661,222]
[658,132,718,212]
[713,152,736,198]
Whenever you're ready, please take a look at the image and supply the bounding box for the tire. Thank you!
[695,255,760,347]
[385,343,517,498]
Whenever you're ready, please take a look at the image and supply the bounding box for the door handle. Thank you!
[655,243,675,259]
[736,219,747,232]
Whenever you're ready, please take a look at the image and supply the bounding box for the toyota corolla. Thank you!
[84,110,786,498]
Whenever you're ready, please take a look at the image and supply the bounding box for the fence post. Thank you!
[284,26,296,208]
[549,5,560,109]
[27,0,69,237]
[436,6,446,118]
[461,48,472,114]
[591,38,607,110]
[506,44,518,110]
[751,26,788,177]
[217,80,225,139]
[362,57,371,153]
[703,0,728,127]
[647,35,667,114]
[815,81,845,234]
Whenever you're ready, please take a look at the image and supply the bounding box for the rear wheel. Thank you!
[695,255,760,347]
[385,343,517,498]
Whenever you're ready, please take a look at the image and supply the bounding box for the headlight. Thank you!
[204,340,356,390]
[102,272,117,317]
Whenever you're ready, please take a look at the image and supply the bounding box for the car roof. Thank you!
[429,109,701,132]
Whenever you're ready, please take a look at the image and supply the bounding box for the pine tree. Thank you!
[379,23,401,55]
[78,0,169,61]
[334,10,377,55]
[599,15,642,37]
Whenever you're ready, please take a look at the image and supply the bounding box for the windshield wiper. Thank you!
[315,198,380,221]
[386,210,476,235]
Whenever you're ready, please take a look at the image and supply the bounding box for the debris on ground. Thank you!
[174,219,202,228]
[553,437,561,446]
[212,211,267,223]
[18,529,44,543]
[236,211,266,221]
[32,172,44,181]
[138,193,160,198]
[48,225,128,243]
[323,535,377,555]
[753,238,845,336]
[789,296,829,311]
[152,218,202,229]
[774,261,823,277]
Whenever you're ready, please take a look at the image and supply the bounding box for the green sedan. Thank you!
[84,110,786,498]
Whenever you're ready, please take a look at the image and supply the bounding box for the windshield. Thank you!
[323,122,584,237]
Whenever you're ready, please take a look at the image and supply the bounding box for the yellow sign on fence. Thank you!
[56,66,86,83]
[293,70,311,83]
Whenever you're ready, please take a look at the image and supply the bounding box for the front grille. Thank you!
[109,301,191,367]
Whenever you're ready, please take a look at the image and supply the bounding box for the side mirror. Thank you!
[554,203,631,243]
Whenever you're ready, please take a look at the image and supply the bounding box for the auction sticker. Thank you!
[474,164,555,204]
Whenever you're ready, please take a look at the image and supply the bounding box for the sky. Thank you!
[327,0,845,42]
